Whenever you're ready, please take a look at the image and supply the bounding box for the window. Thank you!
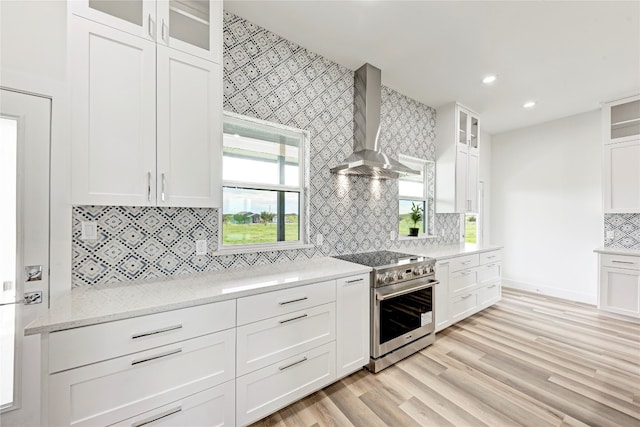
[464,214,477,244]
[221,112,308,248]
[398,156,434,237]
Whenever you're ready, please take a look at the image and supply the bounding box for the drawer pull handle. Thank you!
[132,406,182,427]
[460,272,471,276]
[488,284,498,289]
[278,297,308,305]
[132,324,182,340]
[131,348,182,366]
[461,260,472,265]
[279,314,308,324]
[612,260,634,264]
[279,356,308,371]
[462,294,473,299]
[487,255,496,259]
[347,278,364,284]
[486,264,496,268]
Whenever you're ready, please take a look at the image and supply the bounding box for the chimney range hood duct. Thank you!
[330,63,419,180]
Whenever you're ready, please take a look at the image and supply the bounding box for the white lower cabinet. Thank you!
[236,303,336,376]
[236,342,337,426]
[336,274,370,378]
[45,274,371,426]
[439,249,502,329]
[598,253,640,318]
[112,381,235,427]
[435,261,451,332]
[49,329,235,426]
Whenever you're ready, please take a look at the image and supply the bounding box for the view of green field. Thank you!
[222,222,299,244]
[465,215,477,243]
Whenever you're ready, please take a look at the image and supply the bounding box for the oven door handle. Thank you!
[376,279,439,301]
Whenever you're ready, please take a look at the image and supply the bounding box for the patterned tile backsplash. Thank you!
[604,214,640,249]
[72,11,461,287]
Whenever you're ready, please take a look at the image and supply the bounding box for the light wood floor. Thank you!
[251,288,640,427]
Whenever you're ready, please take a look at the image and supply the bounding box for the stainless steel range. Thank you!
[333,251,437,372]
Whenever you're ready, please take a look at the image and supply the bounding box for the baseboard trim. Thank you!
[502,279,596,305]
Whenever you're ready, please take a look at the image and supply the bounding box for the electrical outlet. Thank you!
[606,231,615,239]
[195,240,207,255]
[316,233,324,246]
[81,221,97,240]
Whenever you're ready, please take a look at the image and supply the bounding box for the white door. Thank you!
[0,89,51,426]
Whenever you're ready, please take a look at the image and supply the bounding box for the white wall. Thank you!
[0,0,71,304]
[491,110,602,304]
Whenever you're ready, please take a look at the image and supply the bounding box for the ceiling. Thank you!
[224,1,640,135]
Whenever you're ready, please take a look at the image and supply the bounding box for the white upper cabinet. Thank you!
[602,95,640,213]
[156,46,221,207]
[436,102,480,214]
[70,16,158,206]
[69,1,222,207]
[603,95,640,145]
[71,0,221,63]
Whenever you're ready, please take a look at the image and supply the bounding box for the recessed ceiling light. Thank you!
[482,75,497,84]
[523,101,536,109]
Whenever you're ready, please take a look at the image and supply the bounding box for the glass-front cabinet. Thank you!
[457,106,479,154]
[603,95,640,144]
[71,0,221,63]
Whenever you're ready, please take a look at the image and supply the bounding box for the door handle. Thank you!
[0,292,42,306]
[161,173,166,202]
[147,172,152,202]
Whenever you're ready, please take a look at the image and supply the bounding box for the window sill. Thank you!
[212,243,315,256]
[396,234,438,242]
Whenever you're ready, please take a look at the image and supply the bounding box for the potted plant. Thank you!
[409,202,423,236]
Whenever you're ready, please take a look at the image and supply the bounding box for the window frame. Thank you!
[219,111,310,251]
[397,154,434,238]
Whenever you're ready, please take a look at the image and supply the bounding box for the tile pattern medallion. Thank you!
[604,214,640,249]
[71,12,461,287]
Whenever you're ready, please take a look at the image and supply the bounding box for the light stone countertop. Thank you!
[594,247,640,256]
[25,257,371,336]
[394,243,503,261]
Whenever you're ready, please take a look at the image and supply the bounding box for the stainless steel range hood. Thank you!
[330,63,419,180]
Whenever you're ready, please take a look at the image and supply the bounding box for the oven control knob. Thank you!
[417,266,425,275]
[377,275,385,285]
[398,271,405,280]
[391,272,398,282]
[383,274,392,284]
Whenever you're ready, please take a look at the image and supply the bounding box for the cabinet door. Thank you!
[112,380,235,427]
[236,342,336,427]
[467,149,479,213]
[336,275,370,378]
[70,0,156,41]
[603,96,640,145]
[70,16,157,206]
[603,140,640,213]
[49,330,235,427]
[156,46,222,207]
[469,113,480,155]
[434,261,450,332]
[455,145,468,213]
[157,0,222,63]
[600,266,640,318]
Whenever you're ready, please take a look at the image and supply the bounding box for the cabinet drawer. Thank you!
[479,282,501,307]
[237,280,336,326]
[49,300,235,373]
[236,342,336,426]
[480,250,502,265]
[478,262,501,285]
[450,269,478,296]
[449,254,479,272]
[49,329,235,427]
[237,303,336,376]
[601,254,640,270]
[112,380,235,427]
[451,292,479,322]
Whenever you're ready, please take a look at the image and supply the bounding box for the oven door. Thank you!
[372,277,437,358]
